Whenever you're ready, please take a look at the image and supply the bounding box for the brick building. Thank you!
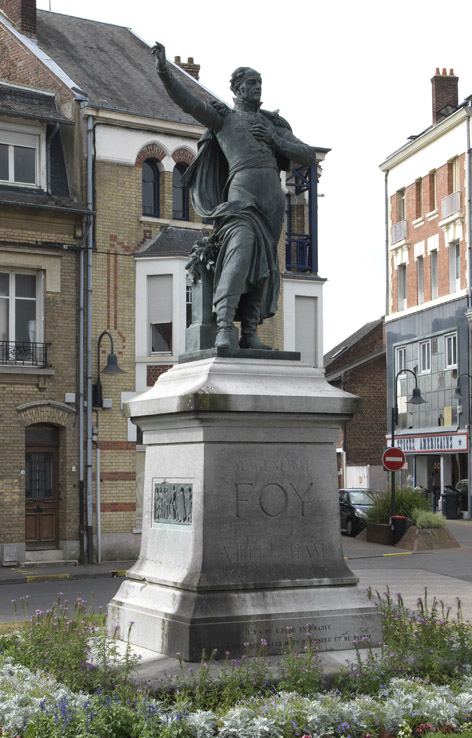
[324,317,387,491]
[0,3,90,564]
[380,69,472,503]
[0,0,329,564]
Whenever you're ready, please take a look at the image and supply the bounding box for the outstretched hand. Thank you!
[151,41,167,72]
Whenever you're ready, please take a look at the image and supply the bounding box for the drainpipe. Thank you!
[384,170,390,317]
[465,106,472,518]
[78,231,85,564]
[86,114,95,563]
[466,107,472,309]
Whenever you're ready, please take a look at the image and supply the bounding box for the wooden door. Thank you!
[25,426,59,549]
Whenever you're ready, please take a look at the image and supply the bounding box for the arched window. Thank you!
[172,162,189,221]
[142,159,160,217]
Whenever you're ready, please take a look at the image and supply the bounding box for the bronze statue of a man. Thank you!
[153,43,317,350]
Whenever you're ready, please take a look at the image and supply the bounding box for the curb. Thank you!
[344,551,414,561]
[0,569,128,586]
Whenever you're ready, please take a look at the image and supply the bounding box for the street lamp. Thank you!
[391,368,426,516]
[87,330,125,563]
[93,330,125,407]
[453,372,472,520]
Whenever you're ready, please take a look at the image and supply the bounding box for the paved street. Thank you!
[1,519,471,626]
[343,519,472,620]
[0,577,124,623]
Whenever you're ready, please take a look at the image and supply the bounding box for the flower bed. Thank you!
[1,588,472,737]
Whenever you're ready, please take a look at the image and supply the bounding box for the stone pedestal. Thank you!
[108,357,382,660]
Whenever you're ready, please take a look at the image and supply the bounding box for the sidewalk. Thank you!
[0,559,134,585]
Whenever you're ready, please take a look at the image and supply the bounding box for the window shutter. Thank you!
[36,271,45,343]
[0,131,38,147]
[149,275,172,324]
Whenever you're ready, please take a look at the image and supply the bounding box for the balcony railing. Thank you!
[0,341,50,367]
[441,191,461,219]
[285,232,313,272]
[391,220,407,244]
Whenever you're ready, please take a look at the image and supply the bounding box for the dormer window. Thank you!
[0,125,43,188]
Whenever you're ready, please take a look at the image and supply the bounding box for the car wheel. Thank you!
[346,518,356,537]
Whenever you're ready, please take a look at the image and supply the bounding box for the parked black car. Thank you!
[339,488,375,536]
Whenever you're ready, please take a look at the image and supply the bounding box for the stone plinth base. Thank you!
[110,579,380,660]
[108,357,382,660]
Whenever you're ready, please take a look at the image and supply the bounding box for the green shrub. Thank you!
[367,487,429,524]
[412,509,446,529]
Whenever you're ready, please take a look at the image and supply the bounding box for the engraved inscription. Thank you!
[232,457,309,474]
[236,622,373,650]
[153,482,192,525]
[235,481,315,518]
[223,540,325,562]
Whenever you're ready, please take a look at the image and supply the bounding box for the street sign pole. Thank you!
[391,405,396,516]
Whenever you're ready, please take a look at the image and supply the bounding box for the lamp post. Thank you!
[453,373,472,520]
[86,330,124,563]
[93,330,125,408]
[391,368,426,517]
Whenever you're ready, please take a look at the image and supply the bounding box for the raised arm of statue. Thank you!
[271,126,318,167]
[152,42,223,131]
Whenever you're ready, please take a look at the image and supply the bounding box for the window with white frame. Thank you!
[0,270,44,364]
[0,128,40,186]
[417,255,424,305]
[430,249,438,300]
[148,274,173,353]
[397,264,407,310]
[449,241,460,293]
[395,345,406,374]
[445,332,457,369]
[419,340,431,374]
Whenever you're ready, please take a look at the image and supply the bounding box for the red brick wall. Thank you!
[390,153,466,313]
[326,321,386,467]
[147,364,172,386]
[0,22,73,104]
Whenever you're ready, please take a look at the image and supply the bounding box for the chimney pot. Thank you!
[174,55,181,63]
[435,67,440,75]
[431,68,459,124]
[187,57,194,64]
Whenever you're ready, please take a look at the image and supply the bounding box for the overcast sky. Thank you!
[36,0,472,352]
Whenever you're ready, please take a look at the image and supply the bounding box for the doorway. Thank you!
[25,425,60,549]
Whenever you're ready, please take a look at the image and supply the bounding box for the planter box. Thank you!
[366,523,393,545]
[395,526,460,551]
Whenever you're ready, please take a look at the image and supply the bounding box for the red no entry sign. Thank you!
[382,447,406,471]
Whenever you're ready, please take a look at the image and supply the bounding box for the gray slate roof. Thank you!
[0,187,91,214]
[135,226,204,258]
[0,83,73,124]
[36,10,215,125]
[324,316,384,367]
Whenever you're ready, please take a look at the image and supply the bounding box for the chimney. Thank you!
[0,0,37,36]
[174,55,200,81]
[431,67,458,124]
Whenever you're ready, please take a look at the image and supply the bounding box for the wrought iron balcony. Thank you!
[286,232,313,272]
[0,341,50,367]
[441,191,461,219]
[391,220,407,244]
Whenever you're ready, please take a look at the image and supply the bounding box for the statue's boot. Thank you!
[214,295,239,349]
[239,290,272,350]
